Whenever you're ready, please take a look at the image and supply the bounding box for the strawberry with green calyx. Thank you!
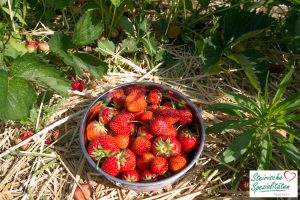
[114,134,130,149]
[137,126,154,141]
[169,153,188,173]
[121,170,140,182]
[178,108,193,125]
[131,137,151,155]
[147,89,162,105]
[136,152,155,171]
[99,107,118,126]
[140,170,157,181]
[150,156,168,175]
[101,156,120,177]
[110,88,126,108]
[135,111,153,123]
[177,130,199,153]
[87,135,119,163]
[109,112,135,136]
[86,121,107,142]
[125,89,147,113]
[25,41,38,52]
[152,136,181,157]
[117,149,136,172]
[149,117,177,138]
[74,184,93,200]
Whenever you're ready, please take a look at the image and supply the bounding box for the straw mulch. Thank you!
[0,45,298,200]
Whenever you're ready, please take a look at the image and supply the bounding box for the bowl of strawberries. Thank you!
[79,82,205,191]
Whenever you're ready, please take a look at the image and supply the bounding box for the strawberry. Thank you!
[147,104,158,111]
[177,130,199,153]
[114,134,130,149]
[150,157,168,175]
[111,88,126,108]
[148,89,162,105]
[74,184,93,200]
[88,101,103,120]
[156,109,180,124]
[45,129,60,145]
[131,137,151,155]
[71,80,85,92]
[239,178,250,191]
[25,41,38,52]
[169,153,188,173]
[125,90,147,113]
[86,121,107,142]
[101,156,120,177]
[117,149,136,172]
[20,130,35,141]
[109,113,135,136]
[99,107,118,125]
[87,135,119,161]
[140,170,157,181]
[178,108,193,125]
[136,152,155,171]
[149,117,177,138]
[125,85,147,95]
[38,42,50,52]
[121,170,139,182]
[137,126,154,141]
[270,63,282,74]
[135,111,153,123]
[152,136,181,157]
[162,101,173,108]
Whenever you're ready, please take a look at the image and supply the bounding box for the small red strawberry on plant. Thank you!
[136,152,155,171]
[177,130,199,153]
[101,156,120,177]
[131,137,151,156]
[148,89,162,105]
[74,183,93,200]
[239,178,250,191]
[169,153,188,173]
[152,136,181,157]
[25,41,38,52]
[125,90,147,113]
[109,113,135,136]
[137,126,154,141]
[86,121,107,142]
[150,156,168,175]
[178,108,193,125]
[99,107,118,126]
[87,135,119,162]
[270,63,282,74]
[149,117,177,138]
[117,149,136,172]
[121,170,140,182]
[20,130,35,141]
[135,111,153,123]
[140,170,157,182]
[71,80,85,92]
[114,134,130,149]
[45,129,60,145]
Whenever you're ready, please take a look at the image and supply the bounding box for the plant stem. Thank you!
[108,6,117,38]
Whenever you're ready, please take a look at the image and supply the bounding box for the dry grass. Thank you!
[0,44,299,200]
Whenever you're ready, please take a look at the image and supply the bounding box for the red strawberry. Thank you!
[157,109,180,124]
[178,108,193,125]
[111,89,126,108]
[114,134,130,149]
[152,136,181,157]
[109,113,135,136]
[137,126,154,141]
[148,89,162,105]
[45,129,60,145]
[169,153,188,173]
[101,156,120,177]
[119,109,135,120]
[162,101,173,108]
[177,130,199,153]
[87,135,119,161]
[71,80,85,92]
[149,117,177,138]
[136,152,155,171]
[150,157,168,175]
[88,101,103,120]
[131,137,151,156]
[239,178,250,191]
[25,41,38,52]
[125,85,147,95]
[147,104,158,111]
[140,170,157,181]
[270,63,282,74]
[99,107,118,125]
[121,170,139,182]
[117,149,136,172]
[20,130,35,141]
[125,90,147,113]
[86,121,107,142]
[74,184,93,200]
[135,111,153,123]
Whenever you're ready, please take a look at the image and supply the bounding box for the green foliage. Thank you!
[207,68,300,170]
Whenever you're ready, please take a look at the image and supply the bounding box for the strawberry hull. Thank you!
[79,82,205,192]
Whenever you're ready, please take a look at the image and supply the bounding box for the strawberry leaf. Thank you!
[0,69,37,121]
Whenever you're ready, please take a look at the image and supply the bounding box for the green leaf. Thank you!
[110,0,122,7]
[258,132,272,169]
[120,38,138,53]
[223,9,271,44]
[70,53,107,79]
[49,31,76,53]
[286,10,300,37]
[1,7,27,25]
[206,119,257,133]
[4,36,27,58]
[270,93,300,115]
[220,89,261,116]
[207,103,248,118]
[11,54,70,96]
[72,9,104,46]
[98,39,115,56]
[272,68,295,105]
[220,130,253,164]
[229,49,269,92]
[119,16,134,36]
[198,33,224,69]
[273,125,300,140]
[0,70,37,121]
[142,37,159,55]
[275,137,300,169]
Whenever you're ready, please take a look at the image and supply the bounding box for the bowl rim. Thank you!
[79,82,205,187]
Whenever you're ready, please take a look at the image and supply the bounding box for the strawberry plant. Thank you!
[207,67,300,171]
